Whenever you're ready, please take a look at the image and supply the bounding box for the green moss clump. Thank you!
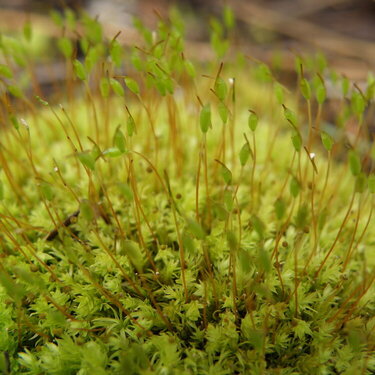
[0,7,374,375]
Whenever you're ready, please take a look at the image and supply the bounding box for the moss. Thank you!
[0,6,374,375]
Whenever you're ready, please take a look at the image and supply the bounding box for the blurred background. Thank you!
[0,0,374,81]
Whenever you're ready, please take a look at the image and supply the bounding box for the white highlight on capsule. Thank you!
[20,118,29,129]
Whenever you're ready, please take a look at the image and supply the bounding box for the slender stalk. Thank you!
[203,133,212,228]
[250,130,257,211]
[196,150,202,222]
[315,191,356,278]
[84,81,100,143]
[164,171,188,302]
[342,194,372,271]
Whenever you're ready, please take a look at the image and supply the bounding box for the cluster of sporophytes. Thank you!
[0,6,374,374]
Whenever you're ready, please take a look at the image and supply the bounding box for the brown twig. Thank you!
[45,209,80,241]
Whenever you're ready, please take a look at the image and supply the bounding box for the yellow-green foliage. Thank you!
[0,7,374,375]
